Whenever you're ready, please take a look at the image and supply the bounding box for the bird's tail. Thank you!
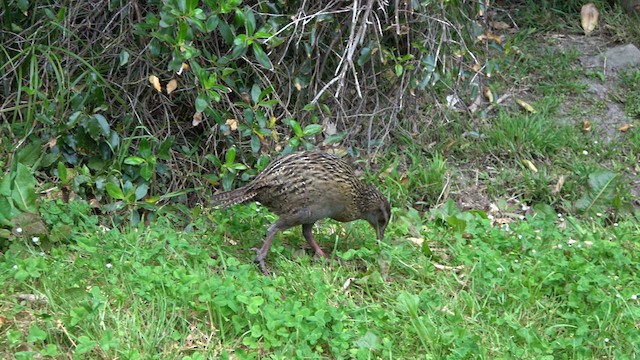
[211,186,256,207]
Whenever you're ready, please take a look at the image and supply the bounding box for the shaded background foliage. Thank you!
[1,0,491,216]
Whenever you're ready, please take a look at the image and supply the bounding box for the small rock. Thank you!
[581,44,640,71]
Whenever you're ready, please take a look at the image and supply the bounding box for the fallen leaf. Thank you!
[553,175,565,195]
[523,159,538,173]
[477,32,503,44]
[516,98,537,113]
[582,120,592,132]
[619,123,633,132]
[484,88,494,103]
[581,3,599,36]
[225,118,238,131]
[166,79,178,94]
[148,75,162,92]
[491,21,510,30]
[192,112,203,126]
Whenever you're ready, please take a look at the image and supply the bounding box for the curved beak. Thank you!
[376,223,386,240]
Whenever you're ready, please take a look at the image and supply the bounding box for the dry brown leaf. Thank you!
[89,198,101,208]
[225,118,238,131]
[582,120,592,132]
[148,75,162,92]
[523,159,538,173]
[619,123,633,132]
[553,175,565,195]
[516,98,537,113]
[484,88,494,103]
[192,112,203,126]
[581,3,599,36]
[166,79,178,94]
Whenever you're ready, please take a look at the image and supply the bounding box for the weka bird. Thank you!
[211,151,391,275]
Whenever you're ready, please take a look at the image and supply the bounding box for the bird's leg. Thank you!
[302,223,326,258]
[254,223,279,276]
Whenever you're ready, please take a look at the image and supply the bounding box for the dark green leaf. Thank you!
[134,183,149,200]
[252,43,272,70]
[245,8,256,35]
[574,171,619,214]
[15,141,42,168]
[158,137,175,160]
[217,20,234,43]
[250,83,261,104]
[140,164,154,181]
[250,135,261,153]
[11,163,38,213]
[324,132,348,145]
[206,15,219,32]
[139,139,152,159]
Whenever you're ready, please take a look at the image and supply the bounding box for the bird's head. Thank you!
[360,186,391,240]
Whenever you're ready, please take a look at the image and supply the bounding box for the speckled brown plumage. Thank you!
[211,151,391,275]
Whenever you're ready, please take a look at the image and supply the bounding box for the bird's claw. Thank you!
[251,247,271,276]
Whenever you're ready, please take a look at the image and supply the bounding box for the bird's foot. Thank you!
[251,247,271,276]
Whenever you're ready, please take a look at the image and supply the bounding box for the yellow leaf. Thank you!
[166,79,178,94]
[516,98,537,113]
[484,88,494,103]
[522,159,538,173]
[148,75,162,92]
[581,3,599,36]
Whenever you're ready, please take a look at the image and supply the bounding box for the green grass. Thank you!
[3,2,640,359]
[2,200,640,358]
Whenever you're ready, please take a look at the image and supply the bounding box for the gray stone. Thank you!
[581,44,640,72]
